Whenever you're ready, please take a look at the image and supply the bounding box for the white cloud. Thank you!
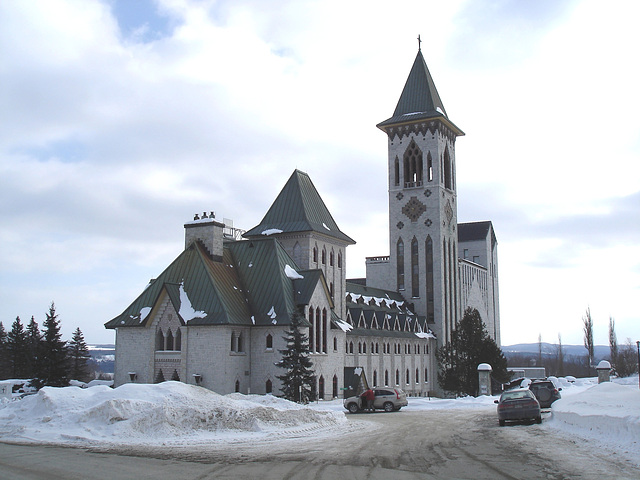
[0,0,638,348]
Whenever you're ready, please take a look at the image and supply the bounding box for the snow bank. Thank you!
[546,380,640,457]
[0,382,347,447]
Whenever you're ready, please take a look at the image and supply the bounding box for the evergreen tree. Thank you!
[7,316,29,378]
[275,307,316,403]
[436,308,509,396]
[68,327,91,383]
[26,316,43,379]
[0,321,8,379]
[36,303,69,388]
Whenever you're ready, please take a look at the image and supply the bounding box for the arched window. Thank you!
[316,307,321,353]
[385,370,389,386]
[444,146,452,190]
[358,342,362,354]
[363,342,367,353]
[397,238,405,290]
[406,369,410,385]
[333,337,337,351]
[322,308,327,353]
[427,151,433,182]
[235,380,240,393]
[337,252,342,269]
[156,329,164,351]
[333,375,338,399]
[373,370,378,387]
[416,368,420,384]
[237,332,243,353]
[266,379,273,393]
[411,237,419,298]
[313,246,318,263]
[321,248,326,265]
[231,332,235,351]
[426,236,434,323]
[166,330,174,351]
[395,369,400,385]
[394,156,400,186]
[425,368,429,383]
[403,139,423,187]
[175,328,181,351]
[318,376,325,400]
[266,333,273,349]
[349,341,354,354]
[309,307,315,353]
[330,250,334,266]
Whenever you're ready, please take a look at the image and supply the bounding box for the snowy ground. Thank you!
[0,376,638,460]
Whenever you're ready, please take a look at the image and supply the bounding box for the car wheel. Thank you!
[383,402,394,412]
[347,403,359,414]
[499,419,505,426]
[536,416,542,424]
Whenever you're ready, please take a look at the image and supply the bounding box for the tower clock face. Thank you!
[402,196,426,222]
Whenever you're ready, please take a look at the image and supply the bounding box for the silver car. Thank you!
[344,388,408,413]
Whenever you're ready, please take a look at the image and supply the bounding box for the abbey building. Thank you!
[106,47,500,397]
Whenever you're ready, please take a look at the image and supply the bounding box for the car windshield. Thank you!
[501,391,532,401]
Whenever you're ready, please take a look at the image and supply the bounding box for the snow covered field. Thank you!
[0,376,638,461]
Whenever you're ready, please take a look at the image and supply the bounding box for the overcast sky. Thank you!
[1,0,638,348]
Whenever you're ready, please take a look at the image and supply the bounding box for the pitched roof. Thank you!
[244,170,355,244]
[377,49,464,136]
[458,221,496,245]
[105,238,312,329]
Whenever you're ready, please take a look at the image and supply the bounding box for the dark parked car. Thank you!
[528,380,562,408]
[343,388,408,413]
[495,388,542,426]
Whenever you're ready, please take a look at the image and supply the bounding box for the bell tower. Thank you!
[376,46,464,343]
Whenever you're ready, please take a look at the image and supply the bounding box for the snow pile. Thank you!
[0,382,347,447]
[546,380,640,457]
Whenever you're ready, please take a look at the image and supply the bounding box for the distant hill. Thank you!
[89,344,115,374]
[502,342,611,360]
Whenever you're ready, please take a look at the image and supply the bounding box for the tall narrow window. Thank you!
[411,237,419,298]
[427,151,433,182]
[330,251,334,266]
[333,375,338,399]
[444,146,452,190]
[338,252,342,268]
[394,156,400,186]
[266,333,273,349]
[426,236,434,322]
[235,380,240,392]
[156,330,164,351]
[266,379,273,393]
[373,370,378,387]
[318,376,325,400]
[385,370,389,386]
[321,248,326,265]
[175,328,181,351]
[166,330,174,351]
[237,332,243,352]
[397,238,405,290]
[322,308,327,353]
[308,307,315,353]
[313,246,318,263]
[316,307,321,353]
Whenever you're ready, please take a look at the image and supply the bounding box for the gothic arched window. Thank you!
[397,238,405,290]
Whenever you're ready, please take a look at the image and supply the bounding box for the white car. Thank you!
[343,388,408,413]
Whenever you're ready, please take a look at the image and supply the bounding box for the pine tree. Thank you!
[68,327,91,383]
[275,307,316,403]
[26,316,42,379]
[36,303,69,388]
[436,308,509,396]
[0,321,8,379]
[7,316,29,378]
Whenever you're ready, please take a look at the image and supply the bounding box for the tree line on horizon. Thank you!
[0,302,95,387]
[508,308,638,378]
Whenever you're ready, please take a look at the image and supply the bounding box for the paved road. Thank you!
[0,408,637,479]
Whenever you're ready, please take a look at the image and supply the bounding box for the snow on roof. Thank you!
[261,228,283,236]
[179,284,206,321]
[284,265,304,280]
[334,320,352,332]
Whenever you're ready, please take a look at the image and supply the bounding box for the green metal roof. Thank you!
[106,238,312,330]
[244,170,355,245]
[377,49,464,136]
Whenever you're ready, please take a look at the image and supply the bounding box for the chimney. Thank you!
[184,213,225,262]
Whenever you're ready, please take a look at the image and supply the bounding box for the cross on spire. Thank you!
[417,34,422,51]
